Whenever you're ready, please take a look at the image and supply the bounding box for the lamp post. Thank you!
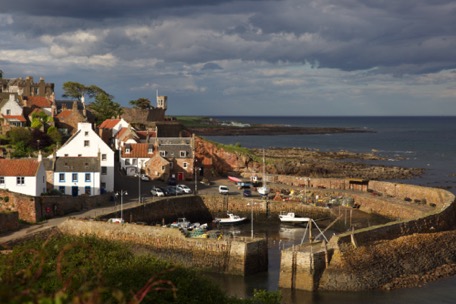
[138,167,141,204]
[248,200,257,239]
[115,190,128,221]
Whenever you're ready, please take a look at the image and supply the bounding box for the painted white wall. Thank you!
[0,162,46,196]
[0,94,23,116]
[56,123,114,192]
[53,171,101,196]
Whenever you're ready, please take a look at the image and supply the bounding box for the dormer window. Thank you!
[148,144,153,154]
[180,151,187,157]
[160,151,166,157]
[125,144,131,154]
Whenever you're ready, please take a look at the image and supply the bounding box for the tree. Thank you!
[62,81,88,100]
[88,93,123,124]
[7,127,32,145]
[129,98,153,109]
[47,126,62,145]
[62,82,113,101]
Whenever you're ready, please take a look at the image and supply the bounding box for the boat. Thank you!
[228,176,243,183]
[214,212,247,224]
[279,212,310,224]
[170,217,190,229]
[257,149,270,196]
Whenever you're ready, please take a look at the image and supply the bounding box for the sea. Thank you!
[204,116,456,304]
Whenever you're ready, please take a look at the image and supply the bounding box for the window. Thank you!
[6,109,11,115]
[59,186,65,194]
[17,176,25,185]
[101,167,107,175]
[102,154,107,161]
[160,151,166,157]
[101,182,106,190]
[72,173,78,182]
[125,159,130,165]
[85,173,91,182]
[59,173,65,182]
[85,186,91,195]
[125,148,130,153]
[0,177,4,184]
[180,151,187,157]
[183,162,188,168]
[84,140,89,147]
[148,147,153,154]
[84,131,89,136]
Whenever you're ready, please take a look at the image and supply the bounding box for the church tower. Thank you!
[156,90,167,111]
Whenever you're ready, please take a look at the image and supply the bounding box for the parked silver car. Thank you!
[150,186,165,197]
[176,184,192,194]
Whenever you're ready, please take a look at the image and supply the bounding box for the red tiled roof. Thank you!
[99,119,120,129]
[3,115,26,122]
[27,96,52,108]
[115,127,129,139]
[121,143,154,158]
[56,109,72,119]
[0,159,40,176]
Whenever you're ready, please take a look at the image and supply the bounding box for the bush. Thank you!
[0,235,281,303]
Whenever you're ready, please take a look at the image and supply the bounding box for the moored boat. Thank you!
[214,212,247,224]
[279,212,310,224]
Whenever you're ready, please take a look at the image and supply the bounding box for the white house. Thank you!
[0,158,47,196]
[53,157,101,196]
[0,93,26,127]
[119,143,154,176]
[55,122,114,193]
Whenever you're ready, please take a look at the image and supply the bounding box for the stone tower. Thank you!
[156,94,167,111]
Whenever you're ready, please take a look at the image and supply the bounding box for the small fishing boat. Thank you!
[214,212,247,224]
[170,217,191,229]
[279,212,310,224]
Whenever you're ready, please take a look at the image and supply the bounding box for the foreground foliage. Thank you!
[0,234,280,304]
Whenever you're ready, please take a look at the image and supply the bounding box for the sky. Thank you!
[1,0,455,116]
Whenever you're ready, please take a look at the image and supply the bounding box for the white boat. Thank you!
[170,217,191,229]
[214,212,247,224]
[279,212,310,224]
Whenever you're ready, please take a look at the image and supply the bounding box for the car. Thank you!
[164,186,184,196]
[150,186,165,197]
[219,185,229,195]
[243,189,252,197]
[176,184,192,194]
[168,177,177,186]
[107,218,124,224]
[134,173,150,181]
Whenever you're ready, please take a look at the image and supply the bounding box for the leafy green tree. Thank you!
[88,92,123,124]
[7,127,32,145]
[10,141,30,158]
[47,126,62,145]
[129,97,153,109]
[62,81,88,100]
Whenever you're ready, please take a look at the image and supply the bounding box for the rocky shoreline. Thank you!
[188,124,373,136]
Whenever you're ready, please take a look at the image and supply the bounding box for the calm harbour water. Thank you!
[204,116,456,304]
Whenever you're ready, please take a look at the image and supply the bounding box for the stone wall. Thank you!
[278,181,456,291]
[0,212,19,233]
[0,189,112,224]
[58,218,268,276]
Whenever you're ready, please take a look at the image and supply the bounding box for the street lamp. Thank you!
[194,165,201,194]
[138,167,141,204]
[115,190,128,221]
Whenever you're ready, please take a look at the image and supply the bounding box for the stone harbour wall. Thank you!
[58,218,268,276]
[278,181,456,291]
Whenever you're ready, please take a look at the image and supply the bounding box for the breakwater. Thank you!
[59,218,268,276]
[277,180,456,291]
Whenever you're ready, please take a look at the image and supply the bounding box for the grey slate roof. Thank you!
[54,157,100,172]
